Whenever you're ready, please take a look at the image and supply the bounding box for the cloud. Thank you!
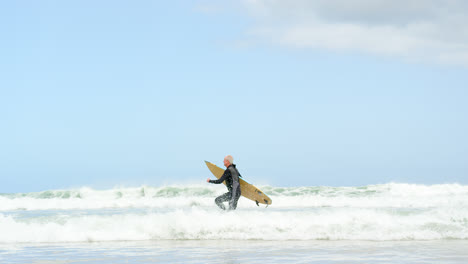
[239,0,468,66]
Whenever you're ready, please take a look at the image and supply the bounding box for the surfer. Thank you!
[206,155,242,210]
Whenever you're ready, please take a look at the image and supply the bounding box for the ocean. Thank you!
[1,183,467,263]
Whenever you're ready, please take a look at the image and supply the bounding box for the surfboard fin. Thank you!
[255,200,259,206]
[264,199,269,208]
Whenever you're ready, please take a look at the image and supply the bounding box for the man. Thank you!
[206,155,242,210]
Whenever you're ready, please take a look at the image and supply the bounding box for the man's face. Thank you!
[223,158,230,167]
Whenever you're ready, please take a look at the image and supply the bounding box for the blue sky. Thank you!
[1,0,467,193]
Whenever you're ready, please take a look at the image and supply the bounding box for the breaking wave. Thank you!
[0,183,467,242]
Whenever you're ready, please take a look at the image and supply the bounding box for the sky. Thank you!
[1,0,467,193]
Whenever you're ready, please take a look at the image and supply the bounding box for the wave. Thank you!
[0,206,467,243]
[0,185,219,211]
[1,183,467,211]
[0,183,467,242]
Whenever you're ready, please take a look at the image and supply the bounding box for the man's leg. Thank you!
[228,188,241,210]
[215,192,231,210]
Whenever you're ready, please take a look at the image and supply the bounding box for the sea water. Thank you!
[1,183,467,263]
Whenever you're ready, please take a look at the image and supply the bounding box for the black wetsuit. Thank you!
[208,164,241,210]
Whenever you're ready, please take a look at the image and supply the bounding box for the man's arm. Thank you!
[208,170,230,184]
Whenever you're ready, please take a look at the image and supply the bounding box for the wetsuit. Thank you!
[208,164,241,210]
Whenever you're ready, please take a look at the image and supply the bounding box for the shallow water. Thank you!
[2,240,468,264]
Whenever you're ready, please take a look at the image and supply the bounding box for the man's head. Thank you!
[224,155,234,167]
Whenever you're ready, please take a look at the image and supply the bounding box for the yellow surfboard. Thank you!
[205,161,272,206]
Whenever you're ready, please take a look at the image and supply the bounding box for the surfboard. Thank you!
[205,161,272,206]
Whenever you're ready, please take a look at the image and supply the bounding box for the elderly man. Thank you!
[206,155,242,210]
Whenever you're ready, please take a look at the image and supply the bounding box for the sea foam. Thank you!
[0,183,467,242]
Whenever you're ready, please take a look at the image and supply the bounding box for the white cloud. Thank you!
[239,0,468,66]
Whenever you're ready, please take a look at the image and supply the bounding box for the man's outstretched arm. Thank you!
[207,170,230,184]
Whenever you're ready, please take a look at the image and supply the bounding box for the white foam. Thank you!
[0,183,467,242]
[1,183,467,211]
[0,185,221,211]
[0,205,467,243]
